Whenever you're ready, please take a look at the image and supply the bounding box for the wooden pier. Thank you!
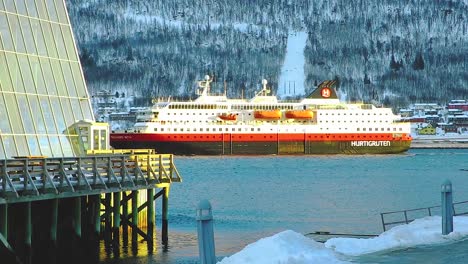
[0,151,182,264]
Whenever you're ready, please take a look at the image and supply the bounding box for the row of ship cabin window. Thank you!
[319,113,390,116]
[164,112,391,116]
[319,120,390,123]
[152,127,404,132]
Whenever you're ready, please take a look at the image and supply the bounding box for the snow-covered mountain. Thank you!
[67,0,468,109]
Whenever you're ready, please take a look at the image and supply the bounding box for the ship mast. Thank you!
[197,75,213,97]
[255,79,271,97]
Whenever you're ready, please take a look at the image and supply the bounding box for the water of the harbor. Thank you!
[99,149,468,263]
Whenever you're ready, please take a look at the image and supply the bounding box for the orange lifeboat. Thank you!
[218,113,237,121]
[285,110,314,119]
[254,109,281,119]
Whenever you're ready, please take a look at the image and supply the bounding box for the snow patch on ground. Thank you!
[219,216,468,264]
[218,230,349,264]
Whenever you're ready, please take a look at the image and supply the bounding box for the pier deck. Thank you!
[0,153,181,204]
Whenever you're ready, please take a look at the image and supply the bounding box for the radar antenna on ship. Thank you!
[254,79,271,97]
[197,75,212,96]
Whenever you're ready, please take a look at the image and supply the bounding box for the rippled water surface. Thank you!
[100,149,468,263]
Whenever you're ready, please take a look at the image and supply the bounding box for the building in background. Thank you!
[0,0,100,158]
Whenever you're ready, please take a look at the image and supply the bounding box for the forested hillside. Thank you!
[67,0,468,108]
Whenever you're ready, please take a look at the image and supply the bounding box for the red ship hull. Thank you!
[110,133,412,155]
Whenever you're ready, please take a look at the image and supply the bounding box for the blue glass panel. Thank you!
[39,57,58,95]
[50,97,66,133]
[70,98,83,121]
[0,12,14,51]
[0,92,12,133]
[26,136,40,156]
[0,51,14,92]
[30,19,47,56]
[18,54,35,93]
[4,93,24,133]
[45,0,58,22]
[29,56,47,94]
[6,53,25,93]
[54,0,68,24]
[15,0,27,16]
[25,0,38,18]
[4,0,16,13]
[0,136,6,159]
[17,94,35,134]
[38,136,52,157]
[59,135,73,157]
[61,25,77,61]
[61,61,76,97]
[8,14,26,53]
[50,59,67,96]
[19,16,37,54]
[39,96,58,133]
[35,0,47,20]
[2,135,17,158]
[48,135,62,156]
[29,95,46,133]
[52,23,67,60]
[14,135,29,156]
[40,21,58,58]
[60,97,74,126]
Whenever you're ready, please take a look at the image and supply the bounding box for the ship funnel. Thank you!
[306,80,338,99]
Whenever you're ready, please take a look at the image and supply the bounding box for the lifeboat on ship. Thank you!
[285,110,314,119]
[218,113,237,121]
[254,109,281,119]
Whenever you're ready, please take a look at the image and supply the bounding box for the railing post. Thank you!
[159,155,163,180]
[196,200,216,264]
[380,213,386,232]
[441,180,453,235]
[170,155,174,179]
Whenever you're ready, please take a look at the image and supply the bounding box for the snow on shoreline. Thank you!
[218,216,468,264]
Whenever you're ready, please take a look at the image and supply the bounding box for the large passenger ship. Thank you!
[110,77,412,155]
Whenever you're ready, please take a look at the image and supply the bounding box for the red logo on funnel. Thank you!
[321,88,331,98]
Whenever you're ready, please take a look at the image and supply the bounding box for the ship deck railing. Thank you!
[380,201,468,231]
[0,152,182,204]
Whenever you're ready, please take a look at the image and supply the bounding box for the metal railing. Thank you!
[380,201,468,231]
[0,153,181,203]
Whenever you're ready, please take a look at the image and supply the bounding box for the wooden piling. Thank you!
[92,195,101,237]
[162,186,170,245]
[25,202,32,264]
[113,192,121,251]
[131,190,138,246]
[50,199,58,245]
[0,204,7,238]
[104,193,112,244]
[147,188,155,251]
[122,192,129,246]
[73,197,82,238]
